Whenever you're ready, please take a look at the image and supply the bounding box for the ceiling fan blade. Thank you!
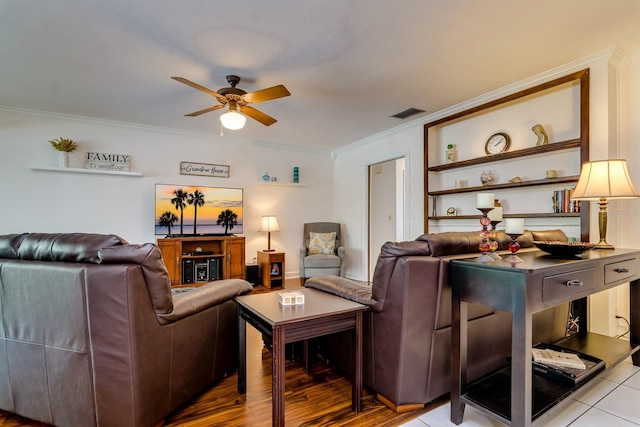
[242,85,291,103]
[184,104,225,117]
[240,105,277,126]
[171,77,226,101]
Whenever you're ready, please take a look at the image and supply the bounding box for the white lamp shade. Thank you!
[220,110,246,130]
[571,159,639,200]
[259,216,280,232]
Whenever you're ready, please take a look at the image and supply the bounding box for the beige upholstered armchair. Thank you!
[299,222,345,284]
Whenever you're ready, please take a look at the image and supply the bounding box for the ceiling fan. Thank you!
[171,75,290,130]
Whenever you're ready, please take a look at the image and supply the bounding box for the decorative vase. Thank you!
[480,170,494,186]
[58,152,70,168]
[262,172,270,182]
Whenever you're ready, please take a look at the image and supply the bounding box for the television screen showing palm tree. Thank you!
[155,184,243,236]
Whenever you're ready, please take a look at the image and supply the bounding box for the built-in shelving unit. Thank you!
[423,69,590,241]
[31,166,142,177]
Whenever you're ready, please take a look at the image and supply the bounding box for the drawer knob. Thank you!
[565,279,583,287]
[614,268,629,273]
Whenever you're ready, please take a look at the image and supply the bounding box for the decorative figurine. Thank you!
[532,124,549,146]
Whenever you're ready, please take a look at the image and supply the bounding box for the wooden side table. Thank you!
[235,287,367,427]
[258,251,285,288]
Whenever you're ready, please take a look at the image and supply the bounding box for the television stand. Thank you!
[157,235,246,287]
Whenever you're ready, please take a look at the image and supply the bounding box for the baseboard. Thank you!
[376,393,425,414]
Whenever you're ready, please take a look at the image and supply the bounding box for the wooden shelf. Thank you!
[428,175,580,196]
[428,139,581,172]
[430,212,580,221]
[31,166,142,177]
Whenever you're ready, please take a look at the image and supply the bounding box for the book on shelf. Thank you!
[531,345,605,385]
[532,348,586,370]
[552,188,581,213]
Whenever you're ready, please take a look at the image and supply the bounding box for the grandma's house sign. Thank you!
[180,161,230,178]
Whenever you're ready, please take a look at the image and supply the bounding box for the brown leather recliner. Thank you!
[0,233,252,427]
[305,229,569,412]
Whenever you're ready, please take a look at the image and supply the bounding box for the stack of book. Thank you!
[532,345,604,385]
[552,188,581,213]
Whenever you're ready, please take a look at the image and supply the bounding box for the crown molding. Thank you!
[0,105,330,154]
[333,47,625,158]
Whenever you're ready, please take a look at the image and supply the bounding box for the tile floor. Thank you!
[400,357,640,426]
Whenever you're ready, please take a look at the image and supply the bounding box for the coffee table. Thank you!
[235,287,368,427]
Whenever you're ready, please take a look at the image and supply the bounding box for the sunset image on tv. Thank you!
[155,184,243,236]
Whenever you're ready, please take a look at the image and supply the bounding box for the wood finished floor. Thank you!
[0,279,443,426]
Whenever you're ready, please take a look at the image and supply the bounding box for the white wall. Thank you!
[0,109,334,278]
[333,125,421,279]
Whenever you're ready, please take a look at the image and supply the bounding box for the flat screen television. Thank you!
[155,184,243,236]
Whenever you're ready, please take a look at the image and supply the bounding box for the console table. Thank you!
[450,248,640,427]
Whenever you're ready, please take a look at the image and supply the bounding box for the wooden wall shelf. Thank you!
[427,139,580,173]
[428,175,580,196]
[31,166,142,177]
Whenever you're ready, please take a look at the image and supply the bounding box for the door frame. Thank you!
[366,155,408,283]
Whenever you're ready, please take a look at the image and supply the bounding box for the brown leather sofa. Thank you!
[0,233,252,427]
[305,229,569,412]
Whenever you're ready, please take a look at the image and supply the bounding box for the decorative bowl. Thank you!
[533,241,596,257]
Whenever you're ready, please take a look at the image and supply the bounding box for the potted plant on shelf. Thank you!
[49,137,78,168]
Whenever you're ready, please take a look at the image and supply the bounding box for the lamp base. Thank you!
[594,241,614,250]
[262,249,275,252]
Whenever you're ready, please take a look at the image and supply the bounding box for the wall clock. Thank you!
[485,132,511,155]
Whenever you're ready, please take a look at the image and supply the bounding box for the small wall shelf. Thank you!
[258,181,307,187]
[31,167,142,177]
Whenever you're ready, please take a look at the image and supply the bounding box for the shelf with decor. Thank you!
[427,139,581,173]
[31,166,142,177]
[430,212,580,221]
[257,181,307,187]
[428,175,580,197]
[423,68,590,240]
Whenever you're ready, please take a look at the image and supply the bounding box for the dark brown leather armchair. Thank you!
[0,233,252,427]
[305,229,569,412]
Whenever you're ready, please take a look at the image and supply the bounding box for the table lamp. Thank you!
[571,159,639,249]
[259,215,280,252]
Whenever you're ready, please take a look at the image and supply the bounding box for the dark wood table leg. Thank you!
[272,325,286,427]
[353,310,363,412]
[511,305,533,427]
[631,278,640,366]
[450,294,467,424]
[237,312,247,395]
[303,339,311,374]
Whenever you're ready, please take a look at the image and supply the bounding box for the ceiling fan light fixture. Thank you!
[220,102,246,130]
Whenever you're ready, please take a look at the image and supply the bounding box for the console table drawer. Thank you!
[543,268,595,302]
[605,259,638,285]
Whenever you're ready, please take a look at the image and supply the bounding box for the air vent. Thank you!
[391,107,425,119]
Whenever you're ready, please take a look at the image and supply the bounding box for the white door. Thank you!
[368,157,405,281]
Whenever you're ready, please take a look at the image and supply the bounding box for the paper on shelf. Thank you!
[531,348,586,370]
